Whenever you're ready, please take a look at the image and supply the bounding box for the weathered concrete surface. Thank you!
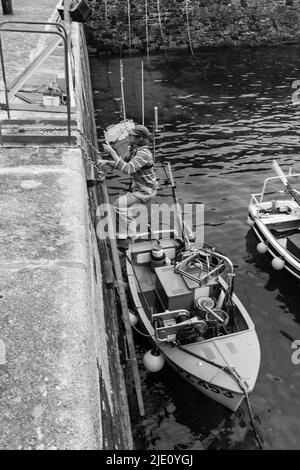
[0,0,133,450]
[0,267,100,450]
[0,147,103,450]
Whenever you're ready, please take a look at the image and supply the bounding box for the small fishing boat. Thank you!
[248,160,300,280]
[125,165,260,412]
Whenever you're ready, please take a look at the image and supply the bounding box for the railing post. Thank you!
[64,0,71,27]
[64,0,71,54]
[63,0,72,145]
[1,0,13,15]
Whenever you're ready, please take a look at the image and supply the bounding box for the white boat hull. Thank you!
[166,357,244,411]
[248,201,300,280]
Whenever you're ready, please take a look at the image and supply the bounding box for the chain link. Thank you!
[8,125,105,180]
[77,142,105,180]
[76,128,105,180]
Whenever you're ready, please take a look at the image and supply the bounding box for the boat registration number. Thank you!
[174,364,234,399]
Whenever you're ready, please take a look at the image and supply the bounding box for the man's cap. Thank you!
[128,124,151,139]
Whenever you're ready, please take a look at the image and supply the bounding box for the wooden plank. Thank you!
[7,35,63,100]
[14,92,34,104]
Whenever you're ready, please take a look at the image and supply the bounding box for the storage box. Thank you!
[155,265,193,311]
[57,0,90,23]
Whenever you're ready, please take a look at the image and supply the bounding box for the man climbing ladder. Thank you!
[99,124,159,251]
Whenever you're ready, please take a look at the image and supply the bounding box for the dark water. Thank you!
[90,46,300,450]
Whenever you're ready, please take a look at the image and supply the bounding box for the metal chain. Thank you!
[76,129,105,180]
[77,141,105,180]
[9,125,105,180]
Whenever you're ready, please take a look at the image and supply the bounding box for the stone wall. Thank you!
[85,0,300,52]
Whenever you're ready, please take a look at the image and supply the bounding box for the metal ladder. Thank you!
[0,20,75,145]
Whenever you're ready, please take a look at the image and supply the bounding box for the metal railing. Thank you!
[0,20,72,144]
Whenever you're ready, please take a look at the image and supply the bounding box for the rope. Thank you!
[177,343,263,449]
[157,0,168,58]
[141,61,145,126]
[104,0,108,24]
[185,0,195,56]
[120,60,127,121]
[131,321,154,338]
[127,0,132,56]
[145,0,150,63]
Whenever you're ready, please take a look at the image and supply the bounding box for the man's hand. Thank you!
[97,159,114,168]
[103,143,114,154]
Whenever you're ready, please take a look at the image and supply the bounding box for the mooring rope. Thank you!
[157,0,168,58]
[145,0,150,62]
[177,343,263,449]
[120,59,127,121]
[185,0,195,56]
[127,0,132,56]
[104,0,108,24]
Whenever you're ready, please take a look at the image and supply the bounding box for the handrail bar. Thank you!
[258,173,300,204]
[0,21,71,143]
[0,21,68,41]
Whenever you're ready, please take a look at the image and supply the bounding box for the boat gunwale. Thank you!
[248,205,300,270]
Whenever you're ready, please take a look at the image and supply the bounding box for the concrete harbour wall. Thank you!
[0,0,132,450]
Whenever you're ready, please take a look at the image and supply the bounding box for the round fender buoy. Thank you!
[257,242,268,254]
[143,350,165,372]
[129,311,138,326]
[272,257,285,270]
[247,216,255,226]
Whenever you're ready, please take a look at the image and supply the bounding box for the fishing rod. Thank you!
[141,61,145,125]
[166,162,191,246]
[272,159,300,207]
[120,59,127,121]
[150,107,192,246]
